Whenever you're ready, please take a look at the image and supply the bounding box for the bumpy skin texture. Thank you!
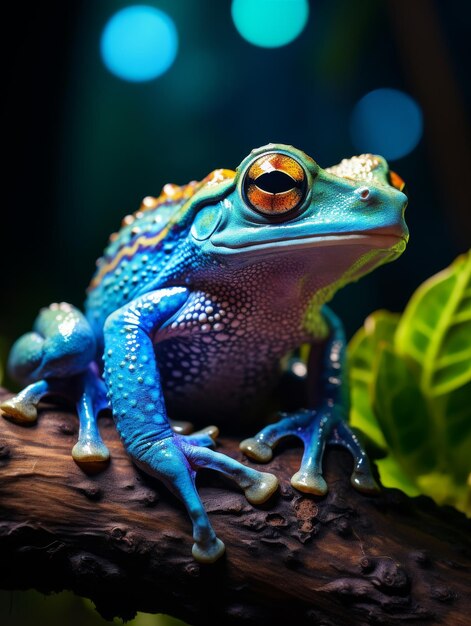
[1,144,408,562]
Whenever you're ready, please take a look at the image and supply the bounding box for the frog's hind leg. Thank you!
[329,421,380,494]
[72,366,110,464]
[1,302,97,427]
[5,302,96,386]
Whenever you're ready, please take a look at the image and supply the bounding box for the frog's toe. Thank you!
[72,440,110,464]
[291,470,328,495]
[351,470,380,494]
[192,537,225,563]
[0,395,38,424]
[239,437,273,462]
[243,472,278,504]
[182,425,219,448]
[0,379,68,425]
[330,421,381,495]
[181,441,279,504]
[240,412,312,463]
[169,418,194,435]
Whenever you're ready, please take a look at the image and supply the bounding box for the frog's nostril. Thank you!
[358,187,371,202]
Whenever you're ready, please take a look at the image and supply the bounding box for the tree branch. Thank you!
[0,387,470,625]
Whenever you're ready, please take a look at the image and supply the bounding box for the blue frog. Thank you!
[1,144,408,562]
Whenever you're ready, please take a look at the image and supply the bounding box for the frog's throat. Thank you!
[302,241,405,337]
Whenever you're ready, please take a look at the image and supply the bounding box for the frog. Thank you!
[0,143,408,563]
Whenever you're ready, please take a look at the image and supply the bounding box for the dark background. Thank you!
[0,2,470,623]
[2,0,470,355]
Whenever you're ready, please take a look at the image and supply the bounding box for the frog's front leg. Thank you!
[103,287,278,562]
[241,307,379,496]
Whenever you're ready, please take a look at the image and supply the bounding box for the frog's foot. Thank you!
[136,434,278,563]
[329,421,380,494]
[182,445,278,561]
[0,379,66,424]
[241,408,344,496]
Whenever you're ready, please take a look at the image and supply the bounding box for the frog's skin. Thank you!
[1,144,408,563]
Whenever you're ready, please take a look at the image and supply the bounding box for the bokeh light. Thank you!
[350,88,423,160]
[100,5,178,82]
[231,0,309,48]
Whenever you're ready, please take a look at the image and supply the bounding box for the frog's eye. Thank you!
[243,153,307,215]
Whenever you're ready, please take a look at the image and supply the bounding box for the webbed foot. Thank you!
[241,408,379,496]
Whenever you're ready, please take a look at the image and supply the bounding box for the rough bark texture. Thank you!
[0,387,470,626]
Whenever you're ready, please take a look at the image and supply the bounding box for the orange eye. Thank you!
[388,170,406,192]
[243,153,307,216]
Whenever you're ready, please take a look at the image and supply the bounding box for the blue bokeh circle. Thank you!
[100,5,178,82]
[350,88,423,160]
[231,0,309,48]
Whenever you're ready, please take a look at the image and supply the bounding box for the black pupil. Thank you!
[255,170,296,193]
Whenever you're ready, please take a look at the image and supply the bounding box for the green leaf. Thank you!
[348,310,399,448]
[415,472,471,516]
[437,381,471,483]
[372,346,437,476]
[395,250,471,397]
[348,253,471,516]
[375,455,421,497]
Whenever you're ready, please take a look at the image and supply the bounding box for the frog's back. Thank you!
[85,169,236,334]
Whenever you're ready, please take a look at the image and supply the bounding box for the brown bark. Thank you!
[0,387,470,625]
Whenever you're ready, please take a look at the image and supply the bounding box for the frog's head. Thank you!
[189,143,408,287]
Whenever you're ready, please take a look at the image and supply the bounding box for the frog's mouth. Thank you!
[213,226,408,255]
